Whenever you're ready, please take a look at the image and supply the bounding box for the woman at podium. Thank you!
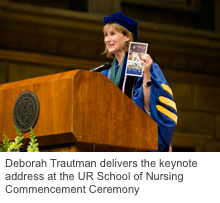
[101,11,177,152]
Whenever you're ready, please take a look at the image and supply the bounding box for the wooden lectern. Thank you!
[0,70,158,152]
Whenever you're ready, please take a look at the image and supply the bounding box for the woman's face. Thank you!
[104,26,129,56]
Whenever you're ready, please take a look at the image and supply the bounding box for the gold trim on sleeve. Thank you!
[156,105,178,125]
[161,84,173,97]
[158,96,177,111]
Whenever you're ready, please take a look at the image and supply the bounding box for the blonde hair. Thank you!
[103,23,134,58]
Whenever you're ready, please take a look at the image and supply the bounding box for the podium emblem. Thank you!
[13,91,39,132]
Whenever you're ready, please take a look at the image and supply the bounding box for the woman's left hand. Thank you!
[140,54,153,75]
[140,54,153,112]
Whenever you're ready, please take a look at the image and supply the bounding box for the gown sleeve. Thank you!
[102,69,110,77]
[132,62,177,152]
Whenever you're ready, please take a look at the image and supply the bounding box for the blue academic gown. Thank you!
[102,59,177,152]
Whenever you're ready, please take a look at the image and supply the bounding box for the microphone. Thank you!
[90,62,111,72]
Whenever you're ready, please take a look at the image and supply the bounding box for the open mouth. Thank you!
[107,44,115,48]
